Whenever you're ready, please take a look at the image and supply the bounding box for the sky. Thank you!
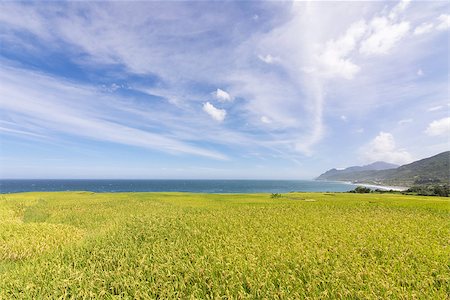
[0,0,449,179]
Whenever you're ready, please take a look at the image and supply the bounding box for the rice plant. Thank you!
[0,192,448,299]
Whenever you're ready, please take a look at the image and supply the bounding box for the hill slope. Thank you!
[317,161,398,180]
[316,151,450,187]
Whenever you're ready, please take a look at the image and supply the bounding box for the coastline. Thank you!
[0,179,358,194]
[342,181,408,191]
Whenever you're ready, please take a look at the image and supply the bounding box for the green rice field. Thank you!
[0,192,449,299]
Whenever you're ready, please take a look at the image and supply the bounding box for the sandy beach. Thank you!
[351,183,409,191]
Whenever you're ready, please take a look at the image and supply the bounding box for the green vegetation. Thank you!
[405,184,450,197]
[348,185,450,197]
[1,192,449,299]
[349,186,373,193]
[317,151,450,187]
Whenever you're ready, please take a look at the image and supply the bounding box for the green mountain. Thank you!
[316,151,450,187]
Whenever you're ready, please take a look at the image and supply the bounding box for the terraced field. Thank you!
[0,192,448,299]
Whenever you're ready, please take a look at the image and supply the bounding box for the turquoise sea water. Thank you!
[0,179,356,194]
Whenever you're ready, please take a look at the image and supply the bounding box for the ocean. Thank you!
[0,179,357,194]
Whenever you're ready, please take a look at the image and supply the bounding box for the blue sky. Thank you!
[0,0,448,179]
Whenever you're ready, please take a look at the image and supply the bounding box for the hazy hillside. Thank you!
[317,161,398,180]
[316,151,450,187]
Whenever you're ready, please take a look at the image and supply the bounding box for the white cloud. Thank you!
[0,0,447,166]
[231,0,421,156]
[428,105,443,112]
[425,117,450,136]
[436,14,450,31]
[101,83,124,93]
[203,102,226,122]
[132,86,186,108]
[359,0,411,56]
[0,126,47,138]
[260,116,272,124]
[227,70,306,129]
[360,17,410,55]
[0,64,228,160]
[317,20,366,79]
[214,88,233,102]
[0,4,51,40]
[388,0,411,20]
[413,22,434,35]
[416,68,424,76]
[340,115,347,121]
[361,132,413,165]
[257,54,280,64]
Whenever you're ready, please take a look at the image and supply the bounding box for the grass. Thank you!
[0,192,449,299]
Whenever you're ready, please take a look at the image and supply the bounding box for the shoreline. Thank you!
[342,181,408,191]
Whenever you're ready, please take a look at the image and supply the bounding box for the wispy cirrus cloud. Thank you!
[428,105,444,112]
[0,0,448,178]
[257,54,280,64]
[359,17,410,55]
[414,23,434,35]
[0,63,228,160]
[317,20,366,80]
[436,14,450,30]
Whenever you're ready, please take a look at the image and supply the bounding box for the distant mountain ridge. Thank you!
[319,161,398,179]
[316,151,450,187]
